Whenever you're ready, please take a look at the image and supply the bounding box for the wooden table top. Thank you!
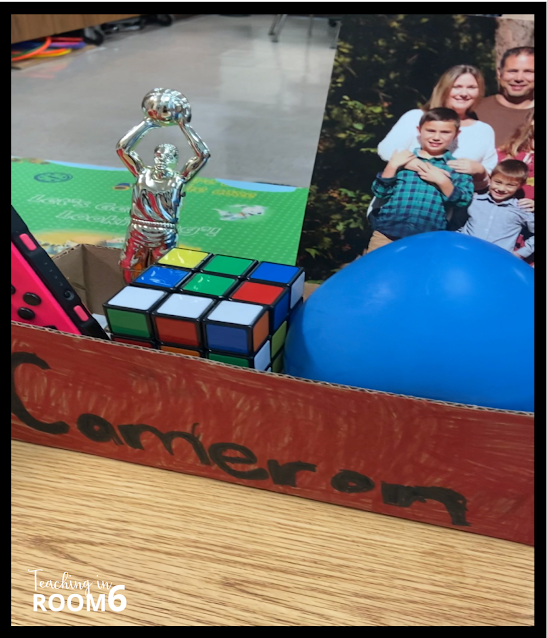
[11,440,534,626]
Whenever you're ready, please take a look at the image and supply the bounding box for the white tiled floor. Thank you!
[11,15,337,187]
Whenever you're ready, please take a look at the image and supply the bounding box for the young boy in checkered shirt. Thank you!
[366,108,475,253]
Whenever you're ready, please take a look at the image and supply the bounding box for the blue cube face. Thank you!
[250,262,300,285]
[205,323,249,354]
[134,266,191,290]
[249,263,304,308]
[288,299,303,326]
[272,291,290,331]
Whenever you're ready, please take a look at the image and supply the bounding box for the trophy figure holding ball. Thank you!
[116,88,210,283]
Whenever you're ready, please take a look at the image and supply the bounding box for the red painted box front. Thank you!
[11,322,534,545]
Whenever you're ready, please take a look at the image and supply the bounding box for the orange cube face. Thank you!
[154,316,200,347]
[160,344,202,357]
[252,312,270,351]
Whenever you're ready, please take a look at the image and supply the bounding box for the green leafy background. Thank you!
[297,14,497,282]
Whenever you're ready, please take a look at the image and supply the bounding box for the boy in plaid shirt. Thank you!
[367,108,475,253]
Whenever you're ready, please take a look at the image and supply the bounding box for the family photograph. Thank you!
[298,14,534,281]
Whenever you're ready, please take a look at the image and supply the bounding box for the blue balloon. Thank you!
[286,232,534,412]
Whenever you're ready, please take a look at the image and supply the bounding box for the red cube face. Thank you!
[230,281,290,334]
[231,281,285,305]
[154,316,200,347]
[112,336,156,348]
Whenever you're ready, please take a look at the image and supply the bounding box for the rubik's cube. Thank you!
[103,247,305,373]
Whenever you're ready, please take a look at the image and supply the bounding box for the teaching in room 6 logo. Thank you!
[28,569,127,613]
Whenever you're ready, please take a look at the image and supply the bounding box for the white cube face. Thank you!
[108,286,166,311]
[92,313,109,329]
[290,272,305,308]
[207,300,264,326]
[253,340,271,371]
[156,293,214,319]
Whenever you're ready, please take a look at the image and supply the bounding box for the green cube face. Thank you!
[106,308,151,338]
[202,255,256,278]
[103,286,166,339]
[182,273,237,298]
[207,339,270,371]
[271,321,287,357]
[272,350,284,373]
[208,352,251,368]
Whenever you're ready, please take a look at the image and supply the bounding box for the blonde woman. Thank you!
[377,65,497,188]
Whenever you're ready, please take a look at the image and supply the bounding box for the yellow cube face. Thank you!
[158,248,210,269]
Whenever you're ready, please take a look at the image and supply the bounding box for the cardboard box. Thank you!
[11,245,534,545]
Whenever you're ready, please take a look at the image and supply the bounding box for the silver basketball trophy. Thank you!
[116,88,210,283]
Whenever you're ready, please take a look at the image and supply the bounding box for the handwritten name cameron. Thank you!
[11,351,470,527]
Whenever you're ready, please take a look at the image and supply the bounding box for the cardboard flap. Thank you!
[304,283,319,300]
[82,246,126,313]
[54,245,125,314]
[52,245,87,307]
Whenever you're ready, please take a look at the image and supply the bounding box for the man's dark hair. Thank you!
[492,159,529,184]
[500,46,534,69]
[419,108,460,129]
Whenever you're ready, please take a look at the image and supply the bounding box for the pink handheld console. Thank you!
[11,242,81,333]
[11,205,107,339]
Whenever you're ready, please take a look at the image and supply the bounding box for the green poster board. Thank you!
[11,157,309,265]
